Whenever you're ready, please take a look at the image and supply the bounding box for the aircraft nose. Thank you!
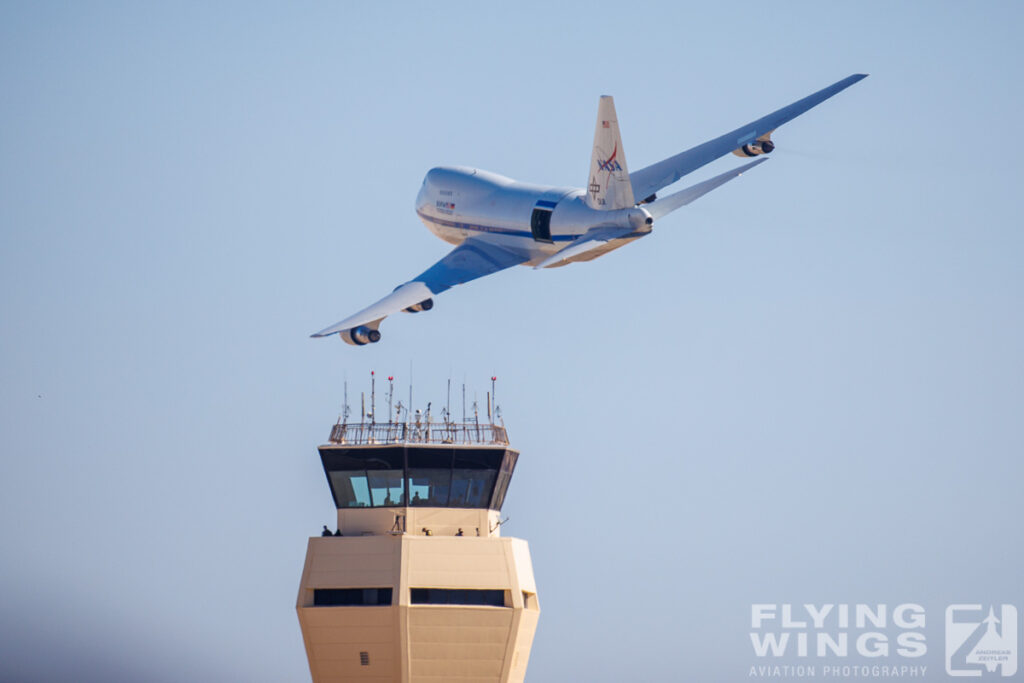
[416,173,432,209]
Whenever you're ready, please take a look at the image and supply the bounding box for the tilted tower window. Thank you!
[320,446,517,511]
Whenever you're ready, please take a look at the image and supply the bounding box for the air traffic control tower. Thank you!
[297,392,539,682]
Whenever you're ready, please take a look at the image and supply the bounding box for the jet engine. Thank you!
[403,298,434,313]
[733,133,775,158]
[737,140,774,156]
[343,325,382,346]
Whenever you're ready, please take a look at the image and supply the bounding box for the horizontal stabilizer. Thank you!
[646,158,767,220]
[534,226,636,269]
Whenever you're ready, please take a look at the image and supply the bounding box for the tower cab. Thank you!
[322,440,516,537]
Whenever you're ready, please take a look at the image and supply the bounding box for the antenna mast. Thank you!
[387,376,394,424]
[491,376,497,425]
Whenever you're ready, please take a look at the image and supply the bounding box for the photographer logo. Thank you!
[946,605,1018,677]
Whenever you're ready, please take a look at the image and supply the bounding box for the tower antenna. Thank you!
[342,380,350,425]
[387,376,394,424]
[472,393,480,441]
[447,379,452,427]
[491,376,497,425]
[462,383,466,423]
[370,371,376,425]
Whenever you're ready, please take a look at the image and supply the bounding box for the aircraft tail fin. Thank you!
[586,96,635,211]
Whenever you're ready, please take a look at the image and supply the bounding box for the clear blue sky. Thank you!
[2,2,1022,680]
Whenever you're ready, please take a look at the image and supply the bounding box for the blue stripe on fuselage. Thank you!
[416,209,576,242]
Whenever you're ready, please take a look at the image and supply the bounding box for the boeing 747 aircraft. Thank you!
[313,74,867,345]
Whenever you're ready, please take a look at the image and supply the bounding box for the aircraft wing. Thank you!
[312,237,529,341]
[629,74,867,202]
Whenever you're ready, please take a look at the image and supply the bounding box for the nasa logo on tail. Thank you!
[597,142,622,173]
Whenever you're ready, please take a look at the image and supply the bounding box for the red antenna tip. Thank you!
[371,370,375,376]
[491,376,497,381]
[388,376,393,381]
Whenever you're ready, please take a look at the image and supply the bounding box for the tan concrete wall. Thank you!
[297,529,538,683]
[301,607,399,681]
[337,507,501,538]
[408,608,514,681]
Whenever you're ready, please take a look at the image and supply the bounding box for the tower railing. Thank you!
[328,421,508,446]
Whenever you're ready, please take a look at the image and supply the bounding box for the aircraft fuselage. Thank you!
[415,166,650,267]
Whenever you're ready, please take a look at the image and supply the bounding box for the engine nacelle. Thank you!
[403,298,434,313]
[733,135,775,158]
[343,325,382,346]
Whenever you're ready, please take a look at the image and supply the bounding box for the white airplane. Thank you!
[313,74,867,345]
